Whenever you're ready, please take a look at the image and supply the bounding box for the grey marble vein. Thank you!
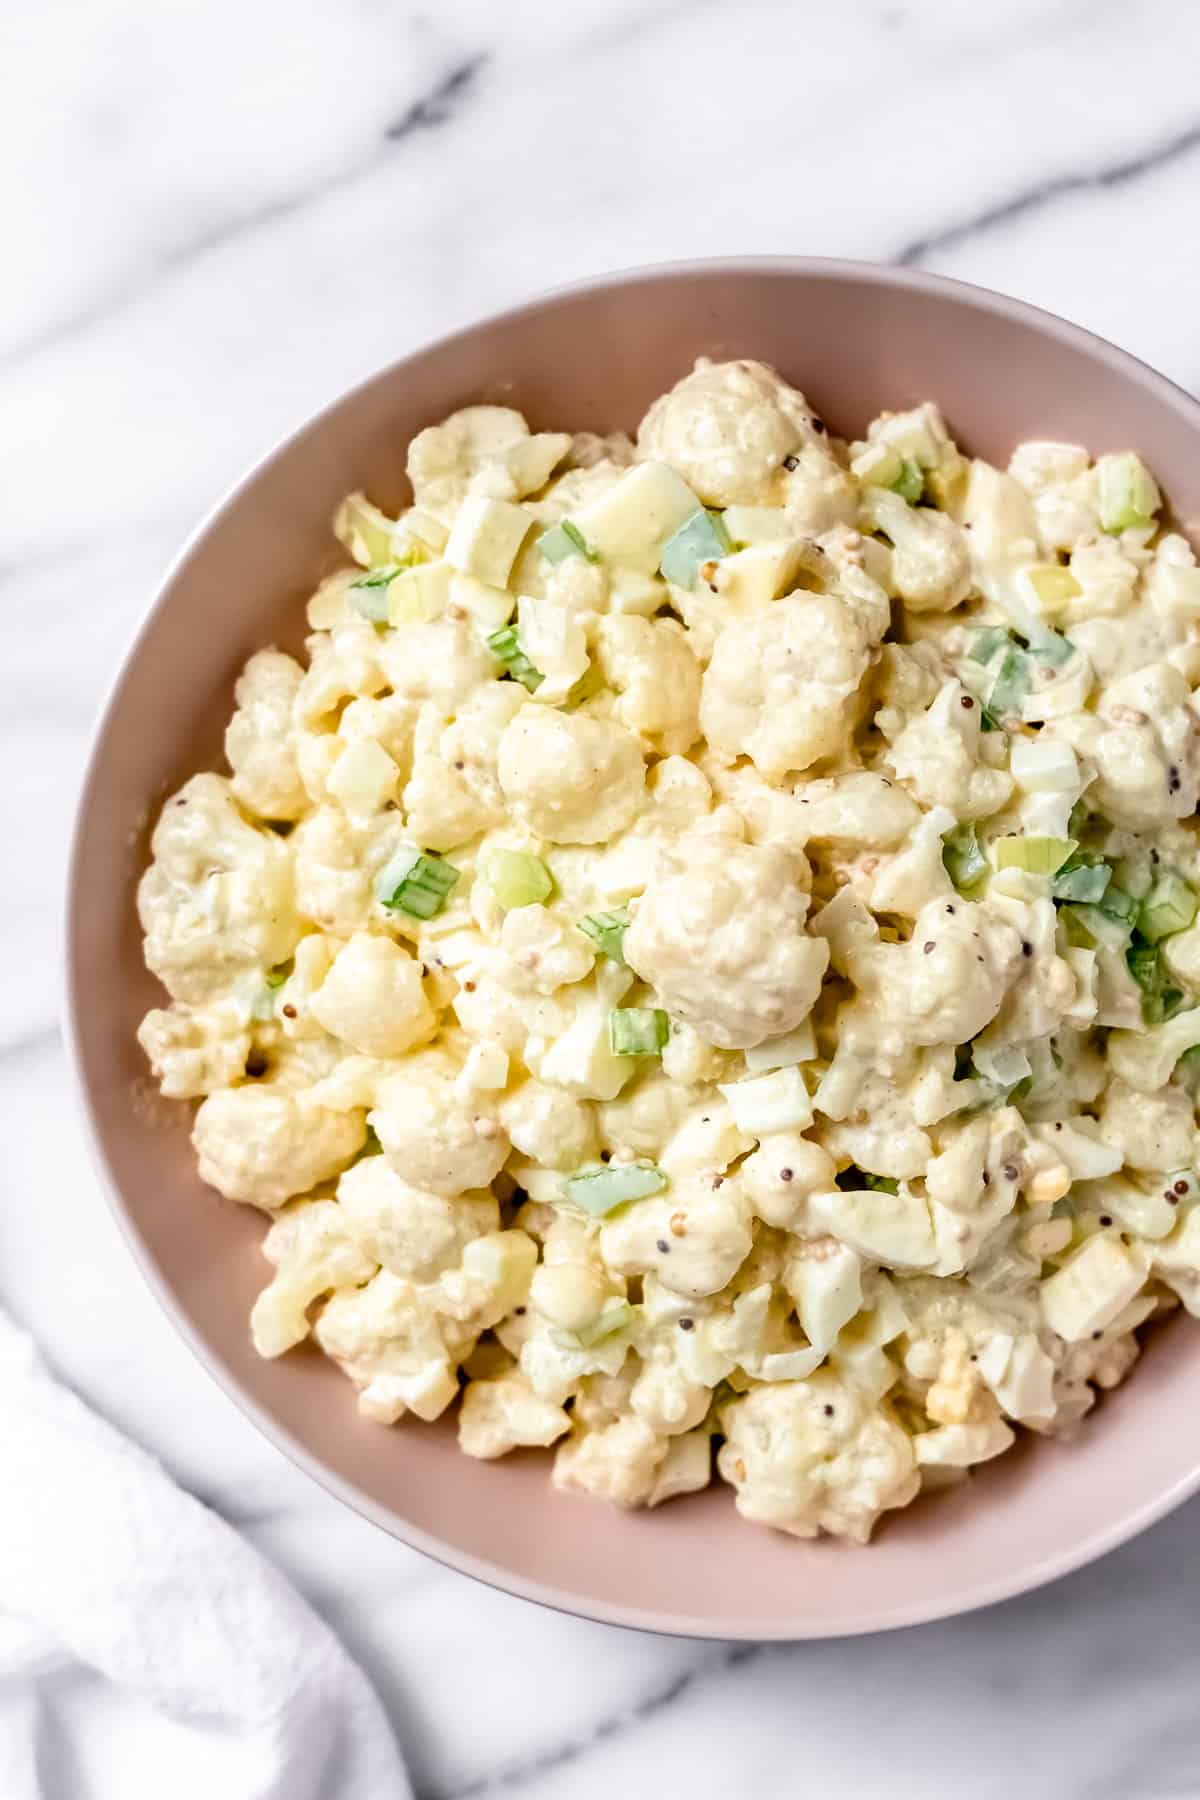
[897,112,1200,267]
[385,54,488,142]
[428,1644,761,1800]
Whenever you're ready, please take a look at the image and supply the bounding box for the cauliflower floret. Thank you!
[1098,1076,1195,1172]
[407,405,570,518]
[819,1071,933,1182]
[403,686,526,852]
[847,897,1023,1054]
[1057,663,1200,831]
[370,1058,509,1196]
[336,1156,498,1280]
[598,1171,754,1299]
[315,1270,465,1423]
[700,591,874,778]
[488,905,594,996]
[291,806,389,935]
[553,1414,670,1507]
[593,615,702,756]
[497,704,645,845]
[624,832,828,1049]
[790,771,921,850]
[192,1084,366,1209]
[637,358,850,519]
[138,774,301,1003]
[886,681,1014,819]
[458,1369,571,1459]
[294,624,388,730]
[741,1134,836,1229]
[859,487,971,610]
[250,1198,377,1357]
[376,618,495,712]
[717,1373,918,1542]
[437,1230,538,1333]
[527,1213,622,1333]
[224,650,309,821]
[137,1000,251,1098]
[501,1080,598,1168]
[309,932,435,1057]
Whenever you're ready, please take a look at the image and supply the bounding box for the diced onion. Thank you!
[718,1067,813,1135]
[1009,736,1080,794]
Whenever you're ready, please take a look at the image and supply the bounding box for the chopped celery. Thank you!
[379,853,460,920]
[1051,852,1112,905]
[536,519,597,564]
[1139,872,1198,944]
[486,624,544,692]
[572,1301,636,1348]
[1028,565,1082,609]
[969,627,1010,666]
[373,845,421,903]
[659,508,733,589]
[485,849,553,911]
[609,1008,669,1056]
[1028,629,1075,668]
[350,562,409,622]
[889,458,924,504]
[835,1167,899,1195]
[1097,452,1161,533]
[988,646,1031,717]
[943,822,988,893]
[1126,941,1186,1024]
[992,836,1075,876]
[579,908,630,963]
[563,1163,668,1216]
[1098,884,1139,928]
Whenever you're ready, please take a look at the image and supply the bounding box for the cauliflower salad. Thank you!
[138,358,1200,1543]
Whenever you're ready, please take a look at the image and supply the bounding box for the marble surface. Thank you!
[5,0,1200,1792]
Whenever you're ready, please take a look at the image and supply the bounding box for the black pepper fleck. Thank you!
[1003,1163,1018,1182]
[823,1403,835,1417]
[244,1053,267,1078]
[1022,941,1033,957]
[679,1317,695,1331]
[600,1150,612,1163]
[923,941,935,954]
[1099,1214,1113,1227]
[515,1305,526,1316]
[780,1167,794,1183]
[1092,1330,1103,1340]
[811,418,827,434]
[783,454,799,471]
[656,1238,670,1254]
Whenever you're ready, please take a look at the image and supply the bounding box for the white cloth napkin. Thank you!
[0,1309,410,1799]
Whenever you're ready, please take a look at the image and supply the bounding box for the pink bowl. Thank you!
[66,259,1200,1639]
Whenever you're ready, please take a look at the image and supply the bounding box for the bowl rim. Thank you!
[63,254,1200,1641]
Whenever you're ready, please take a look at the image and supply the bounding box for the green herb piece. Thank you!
[1126,940,1187,1025]
[486,624,544,692]
[889,458,924,504]
[563,1163,669,1216]
[659,507,733,589]
[943,822,989,893]
[379,852,460,920]
[1051,852,1112,905]
[536,519,597,564]
[579,908,630,963]
[485,850,553,911]
[609,1008,669,1057]
[969,627,1011,666]
[1139,872,1198,944]
[988,646,1031,718]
